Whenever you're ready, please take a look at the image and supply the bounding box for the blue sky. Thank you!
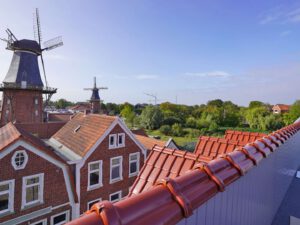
[0,0,299,106]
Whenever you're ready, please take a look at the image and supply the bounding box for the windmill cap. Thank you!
[8,39,42,54]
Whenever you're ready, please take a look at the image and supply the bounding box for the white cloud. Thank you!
[135,74,159,80]
[184,71,232,78]
[260,5,300,24]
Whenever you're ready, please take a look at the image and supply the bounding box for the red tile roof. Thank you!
[134,134,166,151]
[194,136,247,159]
[225,130,266,142]
[273,104,290,111]
[0,122,21,151]
[128,146,211,197]
[52,113,117,157]
[66,123,299,225]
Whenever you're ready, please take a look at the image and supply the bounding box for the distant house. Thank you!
[0,123,77,224]
[68,103,91,113]
[47,113,147,215]
[134,134,179,155]
[272,104,290,114]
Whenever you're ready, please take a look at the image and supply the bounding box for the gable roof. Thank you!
[273,104,290,111]
[0,122,67,164]
[135,134,166,151]
[0,123,78,205]
[225,130,266,142]
[194,136,246,159]
[128,145,212,197]
[51,113,117,157]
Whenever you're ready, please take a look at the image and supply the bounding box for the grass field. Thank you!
[146,126,269,151]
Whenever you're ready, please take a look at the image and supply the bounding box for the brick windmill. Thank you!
[84,77,108,114]
[0,9,63,125]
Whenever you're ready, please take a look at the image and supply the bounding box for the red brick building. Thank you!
[0,123,77,225]
[47,113,147,215]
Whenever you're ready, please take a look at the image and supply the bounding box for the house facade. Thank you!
[0,123,76,225]
[48,113,147,215]
[272,104,290,114]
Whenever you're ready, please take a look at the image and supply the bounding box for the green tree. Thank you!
[283,100,300,125]
[120,105,136,128]
[160,125,172,135]
[207,99,223,108]
[261,114,284,131]
[245,106,269,129]
[171,123,184,136]
[249,101,264,109]
[140,106,163,129]
[55,99,74,109]
[186,117,197,128]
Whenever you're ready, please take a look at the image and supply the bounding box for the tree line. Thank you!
[51,98,300,137]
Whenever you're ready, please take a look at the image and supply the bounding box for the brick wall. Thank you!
[0,144,72,224]
[1,90,43,125]
[79,124,145,213]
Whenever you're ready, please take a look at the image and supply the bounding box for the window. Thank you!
[109,134,117,149]
[129,152,140,177]
[34,98,39,105]
[110,156,123,183]
[109,133,125,149]
[12,150,28,170]
[109,191,122,203]
[87,198,102,210]
[88,161,103,190]
[118,133,125,147]
[51,210,69,225]
[7,99,10,105]
[35,110,39,116]
[31,219,47,225]
[0,180,14,215]
[22,174,44,208]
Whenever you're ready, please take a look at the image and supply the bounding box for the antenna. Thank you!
[144,93,158,105]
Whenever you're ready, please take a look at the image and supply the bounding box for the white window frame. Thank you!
[87,198,102,210]
[117,133,125,147]
[0,180,14,215]
[11,150,28,170]
[109,134,117,149]
[31,219,47,225]
[110,156,123,183]
[50,210,70,225]
[129,152,140,177]
[109,191,122,203]
[87,160,103,191]
[22,173,44,209]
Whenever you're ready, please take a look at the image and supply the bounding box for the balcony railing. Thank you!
[0,83,57,94]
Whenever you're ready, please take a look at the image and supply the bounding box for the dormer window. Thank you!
[74,125,81,133]
[12,150,28,170]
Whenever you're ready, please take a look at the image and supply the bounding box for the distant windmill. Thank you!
[84,77,108,114]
